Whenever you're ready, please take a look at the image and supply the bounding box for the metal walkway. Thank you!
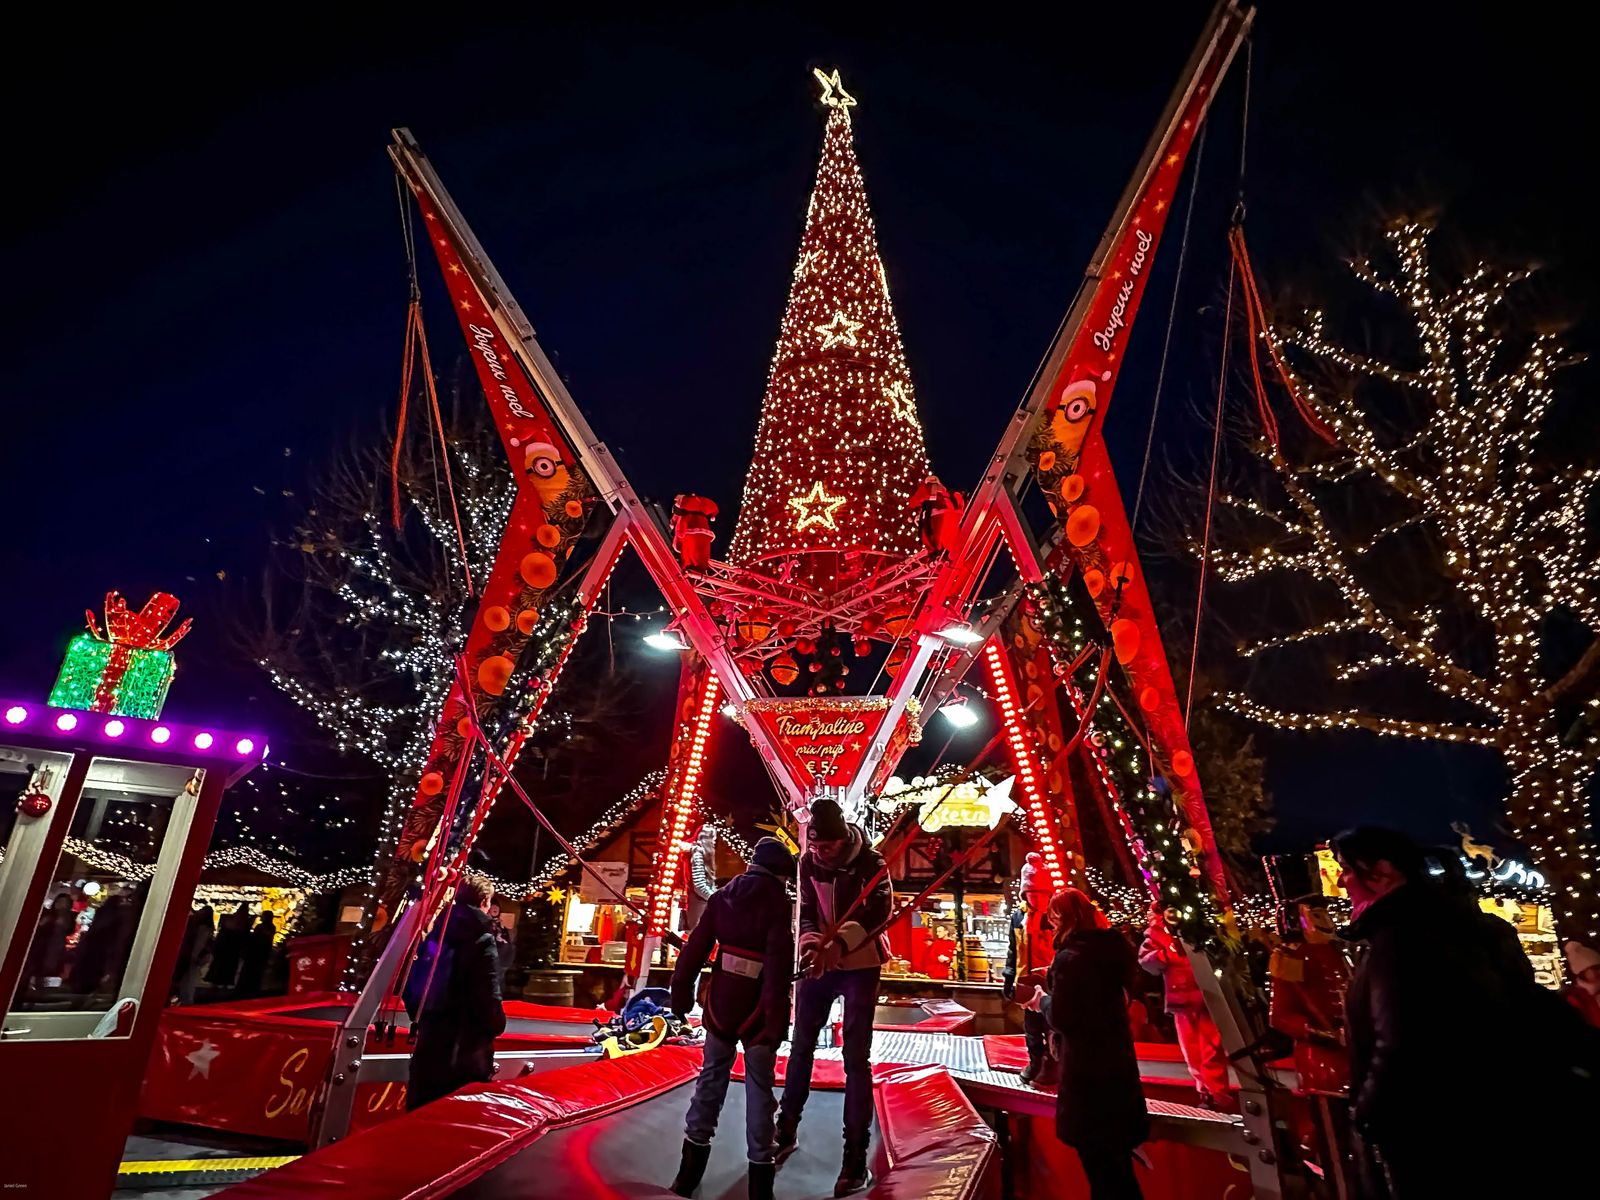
[817,1031,1247,1154]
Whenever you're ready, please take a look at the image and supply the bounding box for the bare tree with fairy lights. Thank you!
[1208,218,1600,946]
[246,398,519,890]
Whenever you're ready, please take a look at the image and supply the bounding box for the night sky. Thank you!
[2,4,1591,860]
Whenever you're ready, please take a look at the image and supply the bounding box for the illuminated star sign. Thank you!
[812,67,857,110]
[884,379,918,425]
[788,481,848,532]
[814,310,863,351]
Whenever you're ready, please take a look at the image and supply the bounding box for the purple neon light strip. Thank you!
[0,698,266,759]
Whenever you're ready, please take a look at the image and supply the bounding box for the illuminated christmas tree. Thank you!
[1209,219,1600,946]
[727,69,933,593]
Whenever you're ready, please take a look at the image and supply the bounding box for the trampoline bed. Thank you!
[456,1084,848,1199]
[213,1045,996,1200]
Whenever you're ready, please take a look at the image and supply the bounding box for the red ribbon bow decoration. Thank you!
[83,592,192,713]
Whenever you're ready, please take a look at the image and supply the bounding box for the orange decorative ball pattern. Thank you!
[483,606,510,632]
[1066,504,1101,547]
[1172,750,1195,776]
[564,499,585,519]
[520,552,557,589]
[536,524,562,549]
[1083,568,1106,597]
[477,654,515,695]
[1139,687,1161,712]
[1110,618,1140,664]
[1037,449,1057,473]
[1061,474,1086,502]
[419,770,445,796]
[517,609,539,634]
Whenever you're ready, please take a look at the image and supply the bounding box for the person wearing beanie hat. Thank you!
[776,797,893,1196]
[668,836,795,1200]
[1002,853,1058,1084]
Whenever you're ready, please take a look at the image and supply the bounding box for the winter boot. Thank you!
[1019,1055,1042,1085]
[833,1139,873,1197]
[748,1161,777,1200]
[670,1139,711,1197]
[773,1112,800,1164]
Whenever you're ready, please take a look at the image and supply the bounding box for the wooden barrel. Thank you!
[523,970,575,1007]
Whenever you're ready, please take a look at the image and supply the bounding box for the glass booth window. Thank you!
[6,758,202,1038]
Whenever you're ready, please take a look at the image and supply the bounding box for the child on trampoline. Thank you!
[668,836,796,1200]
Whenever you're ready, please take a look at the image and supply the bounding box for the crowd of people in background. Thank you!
[18,886,282,1008]
[26,805,1582,1200]
[998,826,1600,1198]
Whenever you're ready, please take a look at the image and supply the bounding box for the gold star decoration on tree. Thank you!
[544,886,566,904]
[812,67,857,110]
[814,310,863,350]
[884,380,918,426]
[788,481,848,532]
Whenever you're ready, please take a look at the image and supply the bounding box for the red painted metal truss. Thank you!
[377,1,1253,929]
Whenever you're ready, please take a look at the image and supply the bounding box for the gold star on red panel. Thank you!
[788,481,847,532]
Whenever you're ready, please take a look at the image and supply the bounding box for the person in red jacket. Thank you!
[668,837,795,1200]
[1138,904,1230,1108]
[1267,877,1354,1191]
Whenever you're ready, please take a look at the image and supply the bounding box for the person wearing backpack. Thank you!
[405,877,507,1110]
[667,837,795,1200]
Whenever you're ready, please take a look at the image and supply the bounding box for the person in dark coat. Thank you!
[668,838,795,1200]
[1334,826,1598,1195]
[70,888,137,998]
[406,877,507,1110]
[235,913,277,999]
[24,893,76,994]
[1045,887,1148,1199]
[206,902,251,988]
[777,798,893,1197]
[172,904,215,1005]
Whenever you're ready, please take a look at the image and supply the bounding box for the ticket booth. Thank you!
[0,699,264,1198]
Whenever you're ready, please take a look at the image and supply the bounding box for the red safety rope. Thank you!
[1187,256,1235,723]
[390,300,419,528]
[1228,224,1339,447]
[388,226,475,595]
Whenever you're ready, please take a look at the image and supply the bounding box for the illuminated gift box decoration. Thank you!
[48,591,192,719]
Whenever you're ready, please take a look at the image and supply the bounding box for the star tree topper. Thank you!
[788,481,848,532]
[812,67,857,110]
